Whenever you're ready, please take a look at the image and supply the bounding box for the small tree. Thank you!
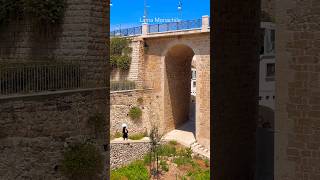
[148,125,164,179]
[128,106,142,120]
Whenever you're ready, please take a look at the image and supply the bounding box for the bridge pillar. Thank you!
[201,15,210,32]
[142,23,148,35]
[128,38,145,89]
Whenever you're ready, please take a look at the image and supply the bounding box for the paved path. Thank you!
[163,102,210,159]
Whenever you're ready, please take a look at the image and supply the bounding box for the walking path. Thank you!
[163,102,210,159]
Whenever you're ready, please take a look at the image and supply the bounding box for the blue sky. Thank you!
[110,0,210,31]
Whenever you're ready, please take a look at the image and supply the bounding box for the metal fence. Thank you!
[110,81,135,91]
[0,63,85,97]
[110,26,142,37]
[148,19,202,33]
[110,18,203,37]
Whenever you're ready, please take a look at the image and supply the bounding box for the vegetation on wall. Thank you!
[0,0,66,27]
[128,106,142,120]
[61,142,103,180]
[110,37,132,71]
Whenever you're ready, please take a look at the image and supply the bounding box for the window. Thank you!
[258,96,262,100]
[266,96,269,100]
[260,28,265,55]
[193,81,196,87]
[266,63,275,81]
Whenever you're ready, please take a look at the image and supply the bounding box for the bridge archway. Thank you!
[162,44,195,132]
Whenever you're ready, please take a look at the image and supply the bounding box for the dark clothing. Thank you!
[123,127,128,140]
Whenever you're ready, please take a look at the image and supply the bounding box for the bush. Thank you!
[187,169,210,180]
[160,160,169,172]
[157,144,176,157]
[128,106,142,120]
[129,133,145,140]
[117,55,131,71]
[168,140,177,146]
[61,142,103,180]
[110,160,149,180]
[111,131,122,140]
[173,156,193,166]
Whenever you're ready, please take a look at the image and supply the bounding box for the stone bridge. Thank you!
[113,16,210,149]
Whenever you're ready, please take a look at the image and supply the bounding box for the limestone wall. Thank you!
[0,0,108,87]
[110,140,151,169]
[110,89,161,135]
[275,0,320,179]
[0,89,108,179]
[0,0,109,179]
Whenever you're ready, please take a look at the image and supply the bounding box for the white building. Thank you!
[190,22,276,113]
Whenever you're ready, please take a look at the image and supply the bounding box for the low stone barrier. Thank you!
[110,139,152,169]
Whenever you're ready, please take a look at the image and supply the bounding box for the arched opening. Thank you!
[163,44,195,132]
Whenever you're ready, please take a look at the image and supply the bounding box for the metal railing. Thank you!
[0,63,86,97]
[111,26,142,37]
[148,19,202,33]
[110,81,135,91]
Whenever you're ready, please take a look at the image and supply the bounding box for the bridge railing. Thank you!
[111,16,209,37]
[111,26,142,37]
[148,19,202,33]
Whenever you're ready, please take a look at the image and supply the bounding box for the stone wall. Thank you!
[0,0,108,87]
[0,0,109,179]
[110,89,161,135]
[110,140,151,169]
[0,89,108,179]
[275,0,320,179]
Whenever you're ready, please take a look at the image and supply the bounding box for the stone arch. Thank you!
[161,44,195,132]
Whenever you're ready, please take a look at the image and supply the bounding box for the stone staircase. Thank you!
[190,141,210,159]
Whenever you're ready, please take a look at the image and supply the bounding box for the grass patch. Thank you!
[168,140,177,146]
[157,144,176,157]
[186,169,210,180]
[110,160,148,180]
[128,133,145,140]
[111,132,122,140]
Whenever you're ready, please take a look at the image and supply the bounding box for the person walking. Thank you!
[122,126,128,140]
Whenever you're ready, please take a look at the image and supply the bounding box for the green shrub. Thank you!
[111,131,122,140]
[173,156,193,166]
[187,169,210,180]
[160,160,169,172]
[110,55,119,68]
[61,142,103,180]
[128,133,145,140]
[168,140,177,146]
[143,152,153,165]
[117,55,131,71]
[110,160,149,180]
[128,106,142,120]
[157,144,176,157]
[177,147,192,158]
[110,37,132,70]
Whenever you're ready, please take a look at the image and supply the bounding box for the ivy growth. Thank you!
[0,0,66,27]
[110,37,132,70]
